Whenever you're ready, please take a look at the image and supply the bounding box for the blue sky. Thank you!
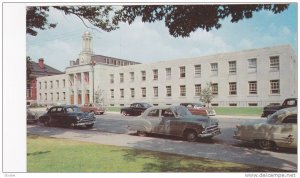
[26,3,297,71]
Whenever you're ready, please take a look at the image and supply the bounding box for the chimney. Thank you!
[38,58,45,69]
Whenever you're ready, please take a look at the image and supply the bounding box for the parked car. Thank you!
[121,103,152,116]
[80,103,106,115]
[127,105,221,142]
[27,108,38,124]
[180,103,216,116]
[261,98,297,117]
[233,107,297,150]
[39,105,96,128]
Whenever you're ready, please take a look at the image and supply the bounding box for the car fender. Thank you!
[128,119,152,132]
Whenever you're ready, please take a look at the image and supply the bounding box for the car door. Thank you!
[145,109,162,133]
[161,109,183,136]
[134,104,143,115]
[48,107,59,125]
[276,114,297,148]
[55,107,67,126]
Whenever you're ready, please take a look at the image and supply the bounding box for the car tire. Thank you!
[137,131,147,137]
[121,111,127,116]
[86,124,94,129]
[257,140,276,150]
[184,130,198,142]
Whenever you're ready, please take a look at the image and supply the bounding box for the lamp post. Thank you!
[90,60,96,103]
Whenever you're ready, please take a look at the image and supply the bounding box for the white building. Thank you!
[36,32,297,107]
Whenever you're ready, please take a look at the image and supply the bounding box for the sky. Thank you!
[26,3,298,72]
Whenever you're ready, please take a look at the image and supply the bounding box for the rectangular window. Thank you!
[270,56,279,71]
[63,92,66,100]
[211,103,219,107]
[153,69,158,80]
[141,87,146,97]
[194,65,201,77]
[110,89,114,98]
[248,103,258,107]
[166,68,171,79]
[130,88,135,98]
[56,92,59,101]
[180,85,186,96]
[141,71,146,81]
[39,93,42,100]
[110,74,114,84]
[229,61,237,74]
[211,63,218,75]
[229,82,237,95]
[56,80,59,88]
[50,81,53,89]
[45,93,47,101]
[50,93,53,101]
[180,66,186,78]
[39,82,41,90]
[195,84,201,96]
[229,103,237,107]
[166,86,172,97]
[130,72,134,82]
[120,73,124,83]
[44,82,47,89]
[211,83,218,95]
[153,87,158,97]
[270,80,280,94]
[248,81,257,94]
[63,79,65,88]
[120,89,124,98]
[248,58,257,73]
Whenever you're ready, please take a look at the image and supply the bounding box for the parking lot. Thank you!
[28,111,297,171]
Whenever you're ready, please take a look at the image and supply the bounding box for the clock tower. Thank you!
[79,31,93,65]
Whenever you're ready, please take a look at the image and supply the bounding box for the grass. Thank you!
[107,107,262,116]
[27,134,283,172]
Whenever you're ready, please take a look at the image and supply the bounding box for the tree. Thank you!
[26,56,33,82]
[26,4,289,37]
[199,82,215,107]
[94,87,105,105]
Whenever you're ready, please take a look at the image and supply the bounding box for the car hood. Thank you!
[181,115,218,126]
[236,119,267,129]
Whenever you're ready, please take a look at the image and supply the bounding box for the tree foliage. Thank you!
[26,56,33,82]
[26,4,289,37]
[199,82,215,107]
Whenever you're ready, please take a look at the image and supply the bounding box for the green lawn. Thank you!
[107,107,262,116]
[27,134,282,172]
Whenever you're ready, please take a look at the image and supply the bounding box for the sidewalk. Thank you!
[27,125,297,171]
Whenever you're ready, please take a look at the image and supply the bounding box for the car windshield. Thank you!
[172,106,192,117]
[142,103,152,108]
[266,110,286,124]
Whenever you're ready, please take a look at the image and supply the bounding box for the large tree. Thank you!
[26,4,289,37]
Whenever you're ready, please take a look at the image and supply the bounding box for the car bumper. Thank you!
[75,121,95,127]
[198,128,221,138]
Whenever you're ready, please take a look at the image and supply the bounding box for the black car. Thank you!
[120,103,152,116]
[261,98,297,117]
[39,105,96,128]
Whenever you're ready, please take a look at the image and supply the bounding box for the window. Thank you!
[162,109,175,117]
[249,81,257,94]
[110,89,114,98]
[270,80,280,94]
[211,63,218,75]
[39,82,41,89]
[211,103,219,107]
[56,92,59,101]
[63,79,66,88]
[141,71,146,81]
[211,83,218,95]
[130,72,134,82]
[166,68,171,79]
[110,74,114,84]
[56,80,59,88]
[229,61,236,74]
[39,93,41,100]
[63,92,66,100]
[180,85,186,96]
[229,82,237,95]
[45,82,47,89]
[270,56,279,71]
[153,87,158,97]
[195,84,201,96]
[148,109,159,117]
[229,103,237,107]
[120,73,124,83]
[180,66,185,78]
[45,93,47,101]
[194,65,201,77]
[166,86,172,97]
[248,58,257,72]
[248,103,258,107]
[141,87,146,97]
[130,88,135,98]
[50,93,53,101]
[153,69,158,80]
[50,81,53,89]
[120,89,124,98]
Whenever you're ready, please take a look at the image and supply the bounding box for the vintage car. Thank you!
[39,105,96,128]
[80,103,106,115]
[127,105,221,142]
[261,98,297,117]
[180,103,216,116]
[233,107,297,150]
[121,103,152,116]
[27,108,38,124]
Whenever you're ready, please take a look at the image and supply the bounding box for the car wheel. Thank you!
[184,130,198,142]
[121,111,127,116]
[86,124,94,129]
[69,123,76,129]
[137,131,147,137]
[257,140,276,150]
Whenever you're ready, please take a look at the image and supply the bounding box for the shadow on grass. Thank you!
[27,151,51,156]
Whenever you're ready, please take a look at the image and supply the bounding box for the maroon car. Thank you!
[81,103,106,115]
